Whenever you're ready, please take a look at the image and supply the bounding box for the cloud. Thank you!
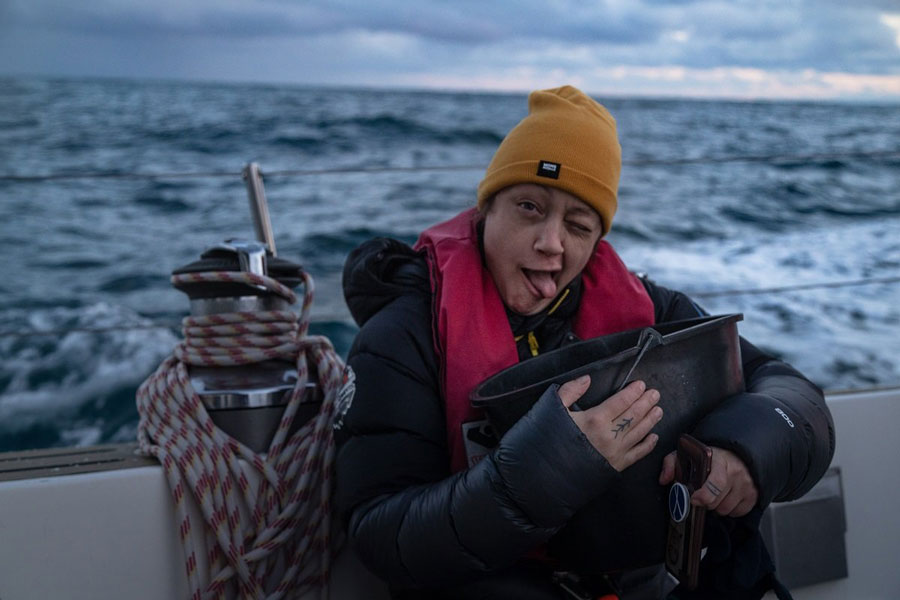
[591,65,900,99]
[2,0,898,100]
[883,14,900,48]
[7,0,336,38]
[6,0,664,45]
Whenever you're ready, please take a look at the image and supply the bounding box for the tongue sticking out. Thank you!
[525,270,558,299]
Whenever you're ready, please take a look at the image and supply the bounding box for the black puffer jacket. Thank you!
[335,237,834,599]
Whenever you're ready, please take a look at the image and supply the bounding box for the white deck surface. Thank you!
[766,387,900,600]
[0,456,389,599]
[0,388,897,599]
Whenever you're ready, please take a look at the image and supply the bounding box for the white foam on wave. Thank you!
[0,302,178,429]
[615,218,900,389]
[59,424,103,447]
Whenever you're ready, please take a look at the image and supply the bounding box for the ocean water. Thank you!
[1,76,898,452]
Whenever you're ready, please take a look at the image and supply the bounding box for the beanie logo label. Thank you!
[537,160,561,179]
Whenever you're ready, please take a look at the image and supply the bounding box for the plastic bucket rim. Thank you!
[471,313,743,406]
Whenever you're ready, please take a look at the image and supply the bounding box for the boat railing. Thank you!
[1,149,898,182]
[0,150,900,338]
[1,273,899,340]
[3,150,898,371]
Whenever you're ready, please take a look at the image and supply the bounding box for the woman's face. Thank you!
[482,184,603,316]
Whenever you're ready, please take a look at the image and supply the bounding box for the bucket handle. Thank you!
[614,328,664,393]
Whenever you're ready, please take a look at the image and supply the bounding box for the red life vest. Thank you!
[414,208,655,472]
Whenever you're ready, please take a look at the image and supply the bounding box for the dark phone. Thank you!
[665,434,713,589]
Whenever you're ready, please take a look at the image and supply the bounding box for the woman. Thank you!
[336,86,834,599]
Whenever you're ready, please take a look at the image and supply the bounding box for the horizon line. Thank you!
[4,70,900,106]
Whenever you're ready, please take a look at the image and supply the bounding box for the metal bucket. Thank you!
[470,314,745,572]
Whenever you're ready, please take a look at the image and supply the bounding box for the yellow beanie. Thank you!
[476,85,621,236]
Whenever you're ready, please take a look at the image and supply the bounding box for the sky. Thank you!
[2,0,900,101]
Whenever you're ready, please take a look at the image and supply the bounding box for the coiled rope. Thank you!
[136,269,344,600]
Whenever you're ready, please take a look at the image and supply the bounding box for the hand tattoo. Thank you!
[611,417,633,438]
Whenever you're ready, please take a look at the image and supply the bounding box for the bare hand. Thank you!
[658,446,758,517]
[559,376,663,472]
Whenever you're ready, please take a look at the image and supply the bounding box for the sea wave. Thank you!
[2,77,899,453]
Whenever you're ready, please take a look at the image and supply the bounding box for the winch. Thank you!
[168,164,320,453]
[134,164,342,598]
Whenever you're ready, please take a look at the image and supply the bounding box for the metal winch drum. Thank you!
[169,164,320,453]
[171,241,321,453]
[470,313,745,573]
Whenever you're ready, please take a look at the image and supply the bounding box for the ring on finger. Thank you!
[705,480,723,497]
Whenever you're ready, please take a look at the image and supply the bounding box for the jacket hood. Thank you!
[342,237,430,327]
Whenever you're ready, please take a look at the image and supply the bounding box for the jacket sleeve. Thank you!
[334,294,619,590]
[641,277,836,506]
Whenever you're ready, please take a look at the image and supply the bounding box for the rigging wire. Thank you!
[3,274,899,340]
[2,149,897,340]
[1,150,898,182]
[688,275,900,298]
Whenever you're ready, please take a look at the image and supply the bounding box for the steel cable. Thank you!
[4,275,898,340]
[1,150,897,182]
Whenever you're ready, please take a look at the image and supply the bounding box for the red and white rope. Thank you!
[137,270,343,600]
